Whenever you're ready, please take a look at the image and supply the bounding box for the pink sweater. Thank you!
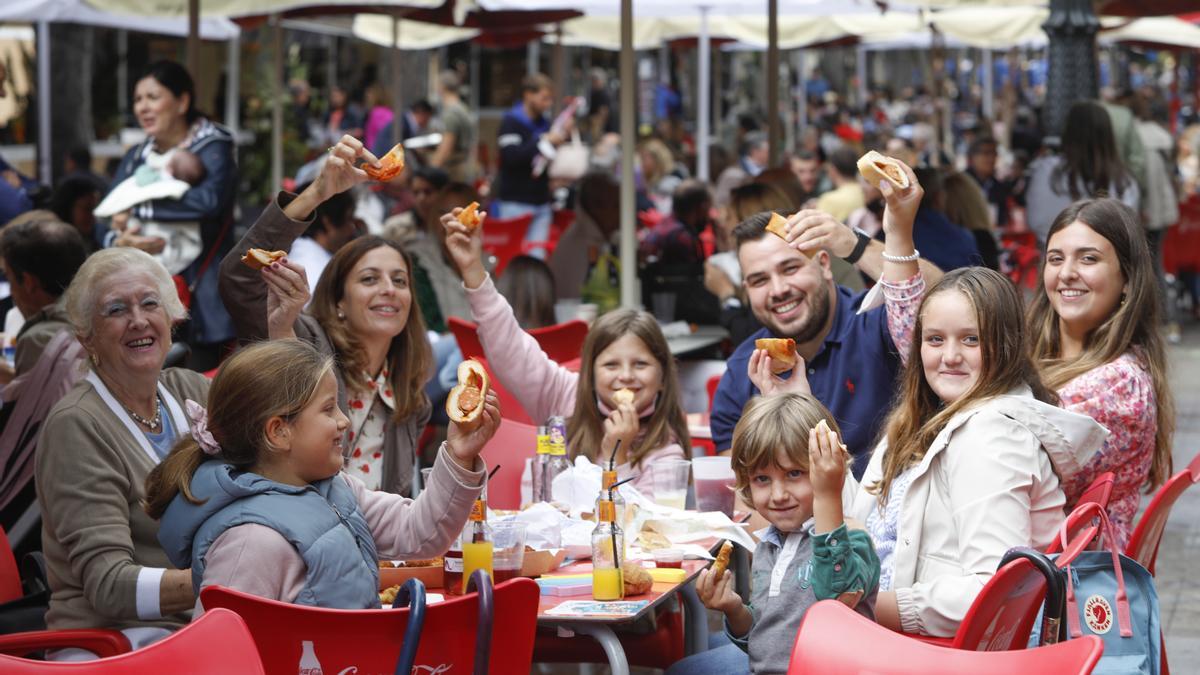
[194,445,484,614]
[464,276,686,496]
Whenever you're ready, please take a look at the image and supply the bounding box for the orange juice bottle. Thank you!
[459,495,493,593]
[591,498,625,601]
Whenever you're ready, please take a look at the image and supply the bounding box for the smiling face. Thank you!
[84,269,173,376]
[919,289,983,405]
[133,76,189,141]
[739,234,835,344]
[1043,220,1126,340]
[281,371,350,484]
[337,245,412,344]
[592,333,663,412]
[748,452,815,533]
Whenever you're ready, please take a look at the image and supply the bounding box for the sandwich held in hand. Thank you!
[710,540,733,577]
[458,201,482,230]
[856,151,910,189]
[446,358,490,428]
[613,388,635,406]
[755,337,798,373]
[241,248,286,270]
[765,212,790,241]
[365,142,406,181]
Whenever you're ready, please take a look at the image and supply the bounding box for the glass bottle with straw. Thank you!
[591,481,627,601]
[594,440,628,529]
[459,465,500,594]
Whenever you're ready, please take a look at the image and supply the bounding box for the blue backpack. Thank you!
[1046,502,1161,675]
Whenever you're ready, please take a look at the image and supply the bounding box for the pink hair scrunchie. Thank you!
[185,399,221,456]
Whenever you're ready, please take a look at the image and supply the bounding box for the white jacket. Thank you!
[847,387,1107,637]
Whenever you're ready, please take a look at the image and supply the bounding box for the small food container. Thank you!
[652,549,684,569]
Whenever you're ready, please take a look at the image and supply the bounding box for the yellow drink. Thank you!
[592,567,624,601]
[461,541,494,593]
[654,492,687,510]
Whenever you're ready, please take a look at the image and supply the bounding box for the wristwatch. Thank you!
[843,227,872,265]
[721,296,742,310]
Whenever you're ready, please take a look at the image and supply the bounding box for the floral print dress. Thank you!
[1057,350,1158,548]
[344,365,396,491]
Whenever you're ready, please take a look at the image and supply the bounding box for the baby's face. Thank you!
[167,151,206,185]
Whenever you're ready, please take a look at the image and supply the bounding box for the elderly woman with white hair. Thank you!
[35,247,208,656]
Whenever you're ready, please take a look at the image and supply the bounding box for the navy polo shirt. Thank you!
[710,284,903,479]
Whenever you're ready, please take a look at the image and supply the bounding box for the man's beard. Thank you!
[765,283,832,344]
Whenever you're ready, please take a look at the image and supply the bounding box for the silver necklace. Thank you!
[123,397,162,431]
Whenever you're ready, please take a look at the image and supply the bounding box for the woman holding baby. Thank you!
[103,60,238,370]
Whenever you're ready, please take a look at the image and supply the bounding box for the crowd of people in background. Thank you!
[0,48,1194,670]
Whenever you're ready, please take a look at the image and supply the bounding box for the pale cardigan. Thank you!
[847,388,1107,637]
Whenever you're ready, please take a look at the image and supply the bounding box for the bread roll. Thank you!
[755,337,798,373]
[446,358,490,428]
[856,151,909,189]
[711,540,733,578]
[240,248,286,270]
[458,201,482,230]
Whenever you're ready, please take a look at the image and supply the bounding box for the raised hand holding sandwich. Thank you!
[446,388,501,472]
[748,340,811,396]
[441,205,490,290]
[284,134,380,222]
[262,256,311,339]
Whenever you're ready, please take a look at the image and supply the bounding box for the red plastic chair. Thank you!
[202,577,539,675]
[479,418,539,509]
[1125,464,1200,576]
[447,316,589,365]
[480,214,534,277]
[788,600,1104,675]
[0,609,260,673]
[1045,472,1116,557]
[0,527,24,604]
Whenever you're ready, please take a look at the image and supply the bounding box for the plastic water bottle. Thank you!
[298,640,323,675]
[531,425,552,503]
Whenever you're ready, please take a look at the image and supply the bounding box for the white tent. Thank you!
[351,14,479,50]
[85,0,441,18]
[1100,16,1200,49]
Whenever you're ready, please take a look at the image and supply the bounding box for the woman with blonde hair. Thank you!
[220,135,433,496]
[941,171,1000,270]
[639,137,682,214]
[1028,198,1175,546]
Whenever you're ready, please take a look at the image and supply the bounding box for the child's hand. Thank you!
[446,389,500,472]
[601,402,639,464]
[440,208,488,289]
[808,420,846,498]
[263,258,309,340]
[696,566,742,616]
[748,348,811,396]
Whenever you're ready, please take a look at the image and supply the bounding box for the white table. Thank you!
[664,325,729,357]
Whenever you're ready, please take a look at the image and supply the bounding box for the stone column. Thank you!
[1041,0,1099,142]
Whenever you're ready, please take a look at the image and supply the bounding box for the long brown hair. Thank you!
[1054,101,1133,201]
[872,267,1057,505]
[309,236,432,422]
[144,340,334,519]
[568,310,690,469]
[1028,198,1175,489]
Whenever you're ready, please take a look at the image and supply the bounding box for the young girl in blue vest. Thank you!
[145,339,498,611]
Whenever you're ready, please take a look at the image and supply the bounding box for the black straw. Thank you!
[608,440,621,471]
[487,464,501,481]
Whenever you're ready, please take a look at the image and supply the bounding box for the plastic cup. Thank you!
[651,458,691,510]
[652,549,684,569]
[575,303,599,323]
[692,456,736,517]
[491,520,528,584]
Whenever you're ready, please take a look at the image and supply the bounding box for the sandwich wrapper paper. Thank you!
[542,456,756,560]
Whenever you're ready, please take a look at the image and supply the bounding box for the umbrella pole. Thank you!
[37,20,50,187]
[226,35,240,136]
[187,0,199,77]
[697,6,710,182]
[117,30,128,123]
[982,48,993,123]
[766,0,779,166]
[271,13,283,192]
[619,0,636,310]
[391,15,403,151]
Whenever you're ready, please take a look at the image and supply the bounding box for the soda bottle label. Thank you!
[469,498,486,522]
[548,417,568,455]
[601,470,618,490]
[536,433,552,455]
[444,554,464,572]
[597,500,616,523]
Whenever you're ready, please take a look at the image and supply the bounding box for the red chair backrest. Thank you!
[480,214,534,277]
[475,357,534,426]
[479,418,539,510]
[1045,472,1115,556]
[201,580,538,675]
[447,316,589,365]
[706,374,721,413]
[1125,465,1200,576]
[0,527,23,604]
[950,557,1048,651]
[788,600,1104,675]
[0,609,263,674]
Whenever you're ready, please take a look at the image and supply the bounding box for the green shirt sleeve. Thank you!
[810,524,880,602]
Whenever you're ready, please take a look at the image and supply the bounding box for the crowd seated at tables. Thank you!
[0,56,1187,673]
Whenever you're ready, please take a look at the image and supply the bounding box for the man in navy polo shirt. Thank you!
[711,166,942,478]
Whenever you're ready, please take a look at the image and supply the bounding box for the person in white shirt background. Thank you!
[287,184,361,295]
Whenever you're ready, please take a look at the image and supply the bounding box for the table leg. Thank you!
[565,622,630,675]
[680,582,707,656]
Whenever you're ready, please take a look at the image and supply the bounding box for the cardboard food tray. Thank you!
[379,564,444,591]
[521,548,568,578]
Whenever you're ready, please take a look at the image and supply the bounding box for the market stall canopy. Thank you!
[351,14,478,49]
[83,0,440,19]
[1100,16,1200,49]
[928,6,1049,49]
[0,0,239,38]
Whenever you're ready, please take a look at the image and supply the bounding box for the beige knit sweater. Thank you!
[35,367,209,631]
